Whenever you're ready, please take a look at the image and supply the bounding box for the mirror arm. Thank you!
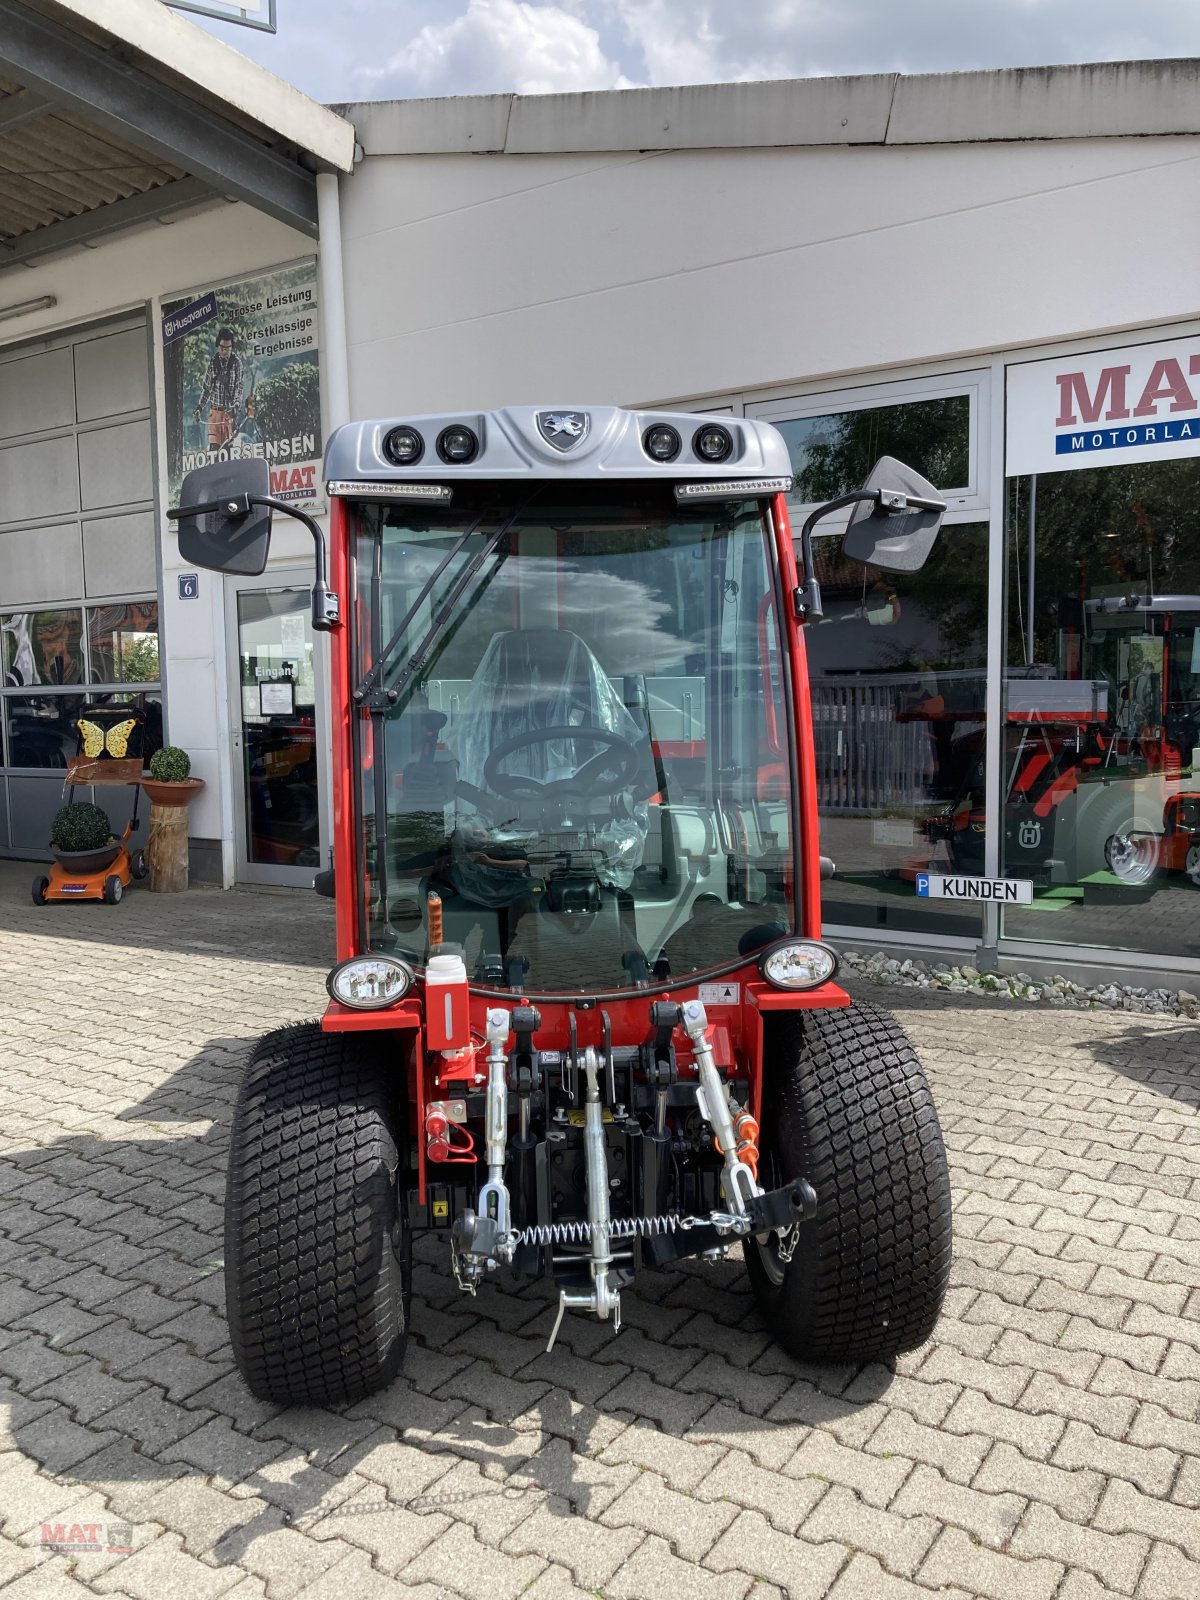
[257,495,340,633]
[794,490,877,623]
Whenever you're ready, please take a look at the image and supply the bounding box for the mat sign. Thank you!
[1007,333,1200,476]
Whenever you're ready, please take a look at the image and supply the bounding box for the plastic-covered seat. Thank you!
[452,628,647,794]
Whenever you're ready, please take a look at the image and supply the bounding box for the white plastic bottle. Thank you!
[425,947,471,1051]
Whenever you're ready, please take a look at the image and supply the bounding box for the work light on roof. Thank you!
[383,426,424,466]
[643,423,681,463]
[693,423,733,463]
[437,425,479,464]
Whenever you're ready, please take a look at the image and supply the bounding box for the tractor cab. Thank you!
[171,407,954,1407]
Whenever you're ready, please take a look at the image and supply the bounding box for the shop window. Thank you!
[747,373,987,518]
[782,396,969,505]
[2,597,160,775]
[1002,457,1200,959]
[805,523,989,938]
[1,609,84,687]
[87,601,160,684]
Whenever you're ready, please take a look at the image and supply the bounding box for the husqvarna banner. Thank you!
[1007,333,1200,476]
[160,259,322,509]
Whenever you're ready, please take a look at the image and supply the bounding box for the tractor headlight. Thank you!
[759,939,839,990]
[643,423,681,462]
[327,955,414,1009]
[693,422,733,462]
[383,425,424,466]
[437,424,480,464]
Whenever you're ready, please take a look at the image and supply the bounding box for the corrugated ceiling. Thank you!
[0,70,183,245]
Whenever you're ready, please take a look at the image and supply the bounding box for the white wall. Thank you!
[339,136,1200,416]
[1,200,315,885]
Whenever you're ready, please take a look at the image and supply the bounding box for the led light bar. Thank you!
[674,476,793,502]
[326,480,454,501]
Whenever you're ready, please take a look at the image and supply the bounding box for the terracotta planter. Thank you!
[140,776,205,807]
[49,840,120,873]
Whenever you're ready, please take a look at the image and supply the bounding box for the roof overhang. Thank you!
[0,0,355,272]
[340,58,1200,157]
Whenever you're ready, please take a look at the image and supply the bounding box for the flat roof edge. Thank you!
[342,59,1200,157]
[50,0,356,170]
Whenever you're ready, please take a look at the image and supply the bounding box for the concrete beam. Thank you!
[0,175,215,267]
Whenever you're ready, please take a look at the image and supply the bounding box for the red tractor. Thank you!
[171,407,952,1406]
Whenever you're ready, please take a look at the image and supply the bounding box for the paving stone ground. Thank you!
[1,858,1199,1599]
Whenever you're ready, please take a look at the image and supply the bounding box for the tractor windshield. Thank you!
[350,482,796,996]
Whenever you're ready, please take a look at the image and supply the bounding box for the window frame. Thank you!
[745,368,991,524]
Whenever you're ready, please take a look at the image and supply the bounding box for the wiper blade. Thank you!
[355,492,537,707]
[352,508,491,705]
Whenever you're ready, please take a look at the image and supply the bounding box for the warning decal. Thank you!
[698,982,740,1006]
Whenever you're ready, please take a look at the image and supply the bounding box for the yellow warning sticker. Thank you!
[566,1109,614,1126]
[432,1200,449,1218]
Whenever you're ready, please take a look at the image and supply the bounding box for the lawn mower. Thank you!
[32,706,148,907]
[170,407,954,1406]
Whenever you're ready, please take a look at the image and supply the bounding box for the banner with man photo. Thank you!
[161,258,322,509]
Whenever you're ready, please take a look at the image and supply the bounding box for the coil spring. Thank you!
[515,1214,691,1248]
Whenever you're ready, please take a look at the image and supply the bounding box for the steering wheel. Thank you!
[483,724,641,801]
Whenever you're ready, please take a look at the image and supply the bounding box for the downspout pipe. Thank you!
[316,169,351,435]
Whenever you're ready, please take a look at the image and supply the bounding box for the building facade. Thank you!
[5,26,1200,985]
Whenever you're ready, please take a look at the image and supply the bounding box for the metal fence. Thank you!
[811,670,986,814]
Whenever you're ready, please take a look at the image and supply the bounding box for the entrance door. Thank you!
[227,575,327,886]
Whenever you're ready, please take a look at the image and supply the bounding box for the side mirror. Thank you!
[168,458,340,632]
[794,455,947,623]
[842,456,945,573]
[172,458,273,575]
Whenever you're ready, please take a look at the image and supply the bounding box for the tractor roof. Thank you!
[323,406,793,486]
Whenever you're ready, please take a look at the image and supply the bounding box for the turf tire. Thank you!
[745,1001,952,1363]
[225,1021,411,1405]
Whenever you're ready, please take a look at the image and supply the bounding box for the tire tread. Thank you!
[225,1021,409,1406]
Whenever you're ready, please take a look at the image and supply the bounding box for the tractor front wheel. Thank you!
[224,1022,412,1405]
[746,1002,952,1363]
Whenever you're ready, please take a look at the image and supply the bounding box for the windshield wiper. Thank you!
[353,498,538,709]
[352,509,490,708]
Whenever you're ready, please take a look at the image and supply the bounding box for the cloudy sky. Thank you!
[194,0,1200,105]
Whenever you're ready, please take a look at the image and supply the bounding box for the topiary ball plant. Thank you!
[50,802,113,852]
[149,746,191,784]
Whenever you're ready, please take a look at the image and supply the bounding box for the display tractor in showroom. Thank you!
[170,406,953,1406]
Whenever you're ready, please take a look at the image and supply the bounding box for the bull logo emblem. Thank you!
[1018,820,1042,850]
[536,411,589,451]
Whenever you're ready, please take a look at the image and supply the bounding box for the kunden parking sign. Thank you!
[916,873,1034,904]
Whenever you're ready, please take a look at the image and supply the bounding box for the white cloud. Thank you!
[363,0,632,97]
[193,0,1200,104]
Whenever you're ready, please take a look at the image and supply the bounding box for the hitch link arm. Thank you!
[451,1008,515,1286]
[547,1043,621,1352]
[681,999,759,1216]
[476,1008,515,1259]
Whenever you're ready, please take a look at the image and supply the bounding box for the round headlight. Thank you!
[759,940,838,990]
[383,426,423,466]
[693,423,733,463]
[643,423,681,463]
[327,955,414,1009]
[437,424,479,464]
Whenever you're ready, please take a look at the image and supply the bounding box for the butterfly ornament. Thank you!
[78,718,138,760]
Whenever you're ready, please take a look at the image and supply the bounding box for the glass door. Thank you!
[227,575,327,886]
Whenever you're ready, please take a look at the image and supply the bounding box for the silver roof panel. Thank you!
[323,406,793,485]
